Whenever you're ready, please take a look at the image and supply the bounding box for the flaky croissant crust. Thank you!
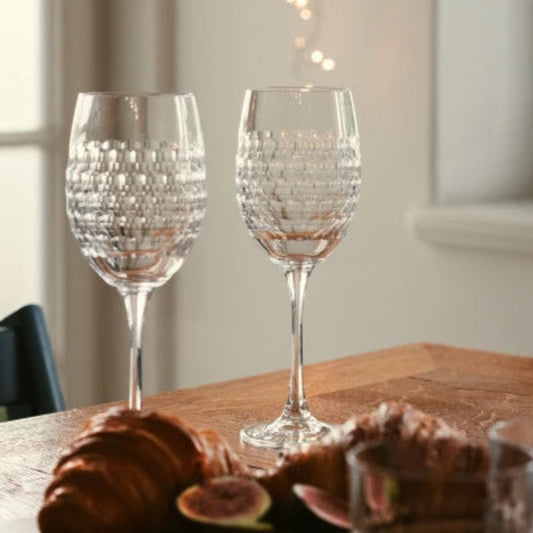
[39,408,246,532]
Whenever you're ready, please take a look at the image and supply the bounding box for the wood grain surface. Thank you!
[0,342,532,531]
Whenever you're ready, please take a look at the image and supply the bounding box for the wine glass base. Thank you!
[240,412,332,449]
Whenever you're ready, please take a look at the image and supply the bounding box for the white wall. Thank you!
[437,0,533,202]
[169,0,533,392]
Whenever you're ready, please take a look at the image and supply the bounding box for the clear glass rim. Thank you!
[76,91,195,99]
[346,440,533,483]
[247,86,350,94]
[489,416,533,441]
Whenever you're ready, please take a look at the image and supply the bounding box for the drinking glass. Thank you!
[489,418,533,531]
[348,439,533,532]
[66,92,207,409]
[235,87,361,448]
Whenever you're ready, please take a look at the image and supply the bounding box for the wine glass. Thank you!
[66,92,207,409]
[235,87,361,448]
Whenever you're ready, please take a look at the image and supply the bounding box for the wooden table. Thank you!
[1,343,532,531]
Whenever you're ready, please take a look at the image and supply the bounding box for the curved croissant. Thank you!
[39,402,484,531]
[38,408,246,533]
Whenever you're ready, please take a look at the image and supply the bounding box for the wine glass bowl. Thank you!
[66,92,206,409]
[237,89,360,269]
[236,87,361,448]
[67,138,205,291]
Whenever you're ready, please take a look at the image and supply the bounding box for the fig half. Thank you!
[177,476,272,530]
[293,484,351,531]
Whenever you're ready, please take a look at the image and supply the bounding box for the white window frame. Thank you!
[0,1,65,373]
[411,0,533,255]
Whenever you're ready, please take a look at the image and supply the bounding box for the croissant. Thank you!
[38,407,246,532]
[39,402,483,531]
[259,402,487,523]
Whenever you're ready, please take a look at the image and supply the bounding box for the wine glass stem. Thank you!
[284,265,314,418]
[122,290,151,410]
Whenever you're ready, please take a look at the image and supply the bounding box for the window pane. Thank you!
[0,147,44,316]
[0,0,43,132]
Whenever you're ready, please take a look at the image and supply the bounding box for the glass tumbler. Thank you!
[348,438,533,532]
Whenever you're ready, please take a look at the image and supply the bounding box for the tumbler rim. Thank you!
[489,416,533,447]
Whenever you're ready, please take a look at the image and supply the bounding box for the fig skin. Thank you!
[292,484,350,532]
[177,476,273,531]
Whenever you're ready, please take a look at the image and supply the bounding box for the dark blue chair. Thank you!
[0,304,64,421]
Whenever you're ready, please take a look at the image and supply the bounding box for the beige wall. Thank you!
[170,0,533,392]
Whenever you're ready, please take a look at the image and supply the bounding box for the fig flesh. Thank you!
[177,476,272,530]
[293,484,351,531]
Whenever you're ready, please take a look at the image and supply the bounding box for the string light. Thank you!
[294,36,306,49]
[299,8,312,20]
[311,50,323,63]
[321,58,335,71]
[286,0,336,72]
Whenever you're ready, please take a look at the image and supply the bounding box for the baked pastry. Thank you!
[258,402,487,523]
[38,407,245,532]
[39,402,483,531]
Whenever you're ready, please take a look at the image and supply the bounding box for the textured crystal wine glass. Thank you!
[236,87,361,448]
[66,92,206,409]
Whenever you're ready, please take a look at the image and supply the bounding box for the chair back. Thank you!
[0,304,64,420]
